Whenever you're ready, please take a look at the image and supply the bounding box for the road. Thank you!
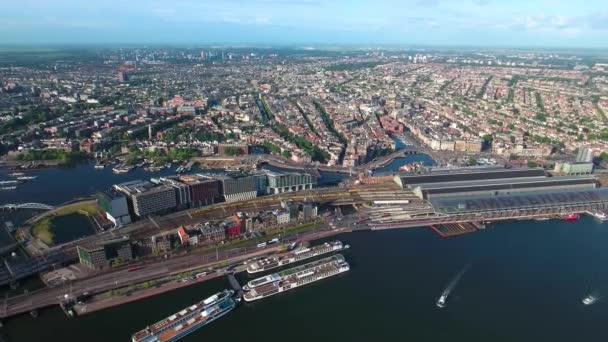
[1,223,349,319]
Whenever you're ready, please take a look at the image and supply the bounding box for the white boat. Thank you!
[17,176,37,181]
[8,172,24,177]
[436,264,470,309]
[436,294,447,308]
[0,180,18,185]
[589,211,608,222]
[1,186,17,191]
[582,294,599,305]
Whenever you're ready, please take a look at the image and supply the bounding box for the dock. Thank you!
[227,274,243,299]
[430,222,478,238]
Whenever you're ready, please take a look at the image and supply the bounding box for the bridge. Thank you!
[0,203,55,211]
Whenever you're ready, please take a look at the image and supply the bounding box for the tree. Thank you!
[527,160,539,168]
[467,157,477,166]
[600,152,608,163]
[282,150,292,159]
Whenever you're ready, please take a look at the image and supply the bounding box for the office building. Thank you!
[218,175,257,203]
[115,180,177,217]
[96,191,131,226]
[576,147,594,163]
[266,171,316,194]
[77,236,133,269]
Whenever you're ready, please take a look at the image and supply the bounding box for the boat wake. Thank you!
[437,264,471,308]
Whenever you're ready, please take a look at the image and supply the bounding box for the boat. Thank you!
[1,186,17,191]
[436,294,447,308]
[436,264,470,309]
[398,161,423,172]
[113,165,134,174]
[582,294,599,306]
[534,217,551,221]
[131,290,236,342]
[565,213,580,221]
[94,162,106,169]
[0,180,18,185]
[588,211,608,222]
[246,240,348,274]
[243,254,349,302]
[8,172,24,177]
[17,176,37,181]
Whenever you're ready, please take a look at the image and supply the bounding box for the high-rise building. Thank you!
[576,147,594,163]
[96,191,131,226]
[114,180,177,217]
[217,175,257,203]
[179,175,220,207]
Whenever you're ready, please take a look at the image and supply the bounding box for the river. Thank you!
[3,217,608,341]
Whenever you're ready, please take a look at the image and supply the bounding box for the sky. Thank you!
[1,0,608,48]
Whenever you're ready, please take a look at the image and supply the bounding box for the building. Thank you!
[274,210,291,225]
[177,226,190,245]
[96,191,131,226]
[218,143,250,155]
[218,175,257,203]
[151,233,174,253]
[153,177,192,209]
[395,166,597,200]
[252,172,269,195]
[180,176,220,207]
[115,180,177,217]
[576,147,594,163]
[556,162,594,176]
[301,202,318,221]
[77,236,133,269]
[199,223,225,243]
[223,215,242,239]
[266,171,316,194]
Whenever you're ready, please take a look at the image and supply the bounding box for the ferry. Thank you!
[246,240,349,274]
[243,254,349,302]
[132,290,236,342]
[565,213,580,221]
[582,294,599,306]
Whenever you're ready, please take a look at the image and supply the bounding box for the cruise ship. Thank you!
[131,290,236,342]
[243,254,349,302]
[246,240,349,274]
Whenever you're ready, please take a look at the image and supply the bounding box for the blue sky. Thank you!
[1,0,608,47]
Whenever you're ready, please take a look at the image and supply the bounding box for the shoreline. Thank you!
[72,227,350,317]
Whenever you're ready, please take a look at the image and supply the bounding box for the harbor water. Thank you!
[4,217,608,341]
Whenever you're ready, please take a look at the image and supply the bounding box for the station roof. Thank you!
[399,167,546,186]
[417,176,596,195]
[430,188,608,214]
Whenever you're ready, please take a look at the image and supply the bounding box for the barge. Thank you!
[132,290,236,342]
[243,254,349,302]
[246,240,349,274]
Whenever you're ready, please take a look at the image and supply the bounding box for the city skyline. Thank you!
[1,0,608,48]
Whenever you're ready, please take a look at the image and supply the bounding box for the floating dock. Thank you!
[430,222,478,237]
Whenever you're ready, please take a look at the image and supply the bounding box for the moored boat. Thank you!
[246,240,348,274]
[243,254,349,302]
[131,290,236,342]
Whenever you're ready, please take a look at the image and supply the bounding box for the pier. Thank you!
[227,274,243,299]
